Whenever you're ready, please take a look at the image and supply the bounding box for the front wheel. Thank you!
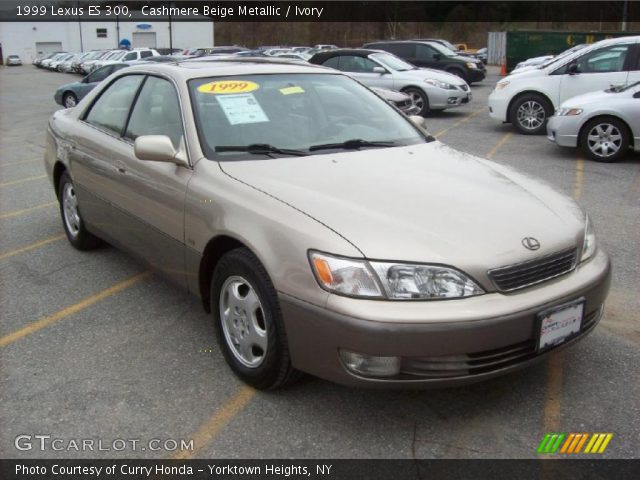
[509,94,553,135]
[580,117,629,163]
[58,172,102,250]
[402,87,430,116]
[211,248,300,390]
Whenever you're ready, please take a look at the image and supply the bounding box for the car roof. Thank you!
[310,48,382,61]
[118,58,335,80]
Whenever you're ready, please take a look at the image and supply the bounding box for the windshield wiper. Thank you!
[309,139,396,152]
[215,144,308,156]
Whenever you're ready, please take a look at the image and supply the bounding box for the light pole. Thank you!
[622,0,628,31]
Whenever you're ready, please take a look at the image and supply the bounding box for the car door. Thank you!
[113,75,193,288]
[557,42,634,104]
[70,74,145,240]
[415,44,440,69]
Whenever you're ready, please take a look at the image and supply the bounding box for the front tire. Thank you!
[402,87,430,116]
[63,92,78,108]
[509,94,553,135]
[58,172,101,250]
[211,248,299,390]
[580,116,629,163]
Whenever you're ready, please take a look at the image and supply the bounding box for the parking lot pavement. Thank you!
[1,65,639,460]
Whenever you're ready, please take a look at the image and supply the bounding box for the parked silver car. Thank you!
[310,49,471,115]
[45,60,610,389]
[6,54,22,66]
[547,81,640,162]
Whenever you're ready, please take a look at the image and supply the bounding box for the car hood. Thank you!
[400,68,467,86]
[218,142,584,268]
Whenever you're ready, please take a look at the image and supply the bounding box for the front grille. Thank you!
[400,306,601,379]
[489,248,577,292]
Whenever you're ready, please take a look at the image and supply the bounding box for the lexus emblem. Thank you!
[522,237,541,251]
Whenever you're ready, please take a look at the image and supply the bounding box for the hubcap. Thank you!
[587,123,622,158]
[62,182,81,238]
[516,100,545,130]
[219,276,268,368]
[64,95,77,108]
[407,91,425,111]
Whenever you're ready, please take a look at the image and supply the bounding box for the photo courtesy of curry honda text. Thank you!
[45,59,611,390]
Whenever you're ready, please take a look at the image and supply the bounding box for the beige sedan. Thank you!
[45,60,611,389]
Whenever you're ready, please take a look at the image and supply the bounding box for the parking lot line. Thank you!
[0,174,47,187]
[485,133,512,160]
[0,234,65,261]
[573,157,585,201]
[0,271,151,348]
[172,385,256,460]
[433,107,487,139]
[0,201,56,219]
[0,159,40,167]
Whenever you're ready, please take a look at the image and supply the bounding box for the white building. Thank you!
[0,17,214,62]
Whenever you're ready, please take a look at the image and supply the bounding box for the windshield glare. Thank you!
[371,52,415,71]
[189,73,426,159]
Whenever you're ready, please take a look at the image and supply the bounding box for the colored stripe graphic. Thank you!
[541,433,613,454]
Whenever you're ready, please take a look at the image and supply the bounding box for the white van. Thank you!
[488,36,640,134]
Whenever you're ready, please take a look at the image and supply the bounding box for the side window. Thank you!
[124,52,137,61]
[385,43,415,58]
[416,44,438,61]
[338,56,378,73]
[125,76,184,149]
[140,51,153,58]
[87,66,112,83]
[575,45,631,73]
[85,75,144,135]
[321,56,341,69]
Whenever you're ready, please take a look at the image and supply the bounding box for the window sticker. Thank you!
[279,86,305,95]
[217,93,269,125]
[197,80,259,95]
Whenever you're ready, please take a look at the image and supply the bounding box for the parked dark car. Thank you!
[363,40,486,84]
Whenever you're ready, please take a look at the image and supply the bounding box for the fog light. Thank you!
[447,97,458,104]
[339,350,401,377]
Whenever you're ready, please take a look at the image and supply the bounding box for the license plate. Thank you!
[537,299,584,351]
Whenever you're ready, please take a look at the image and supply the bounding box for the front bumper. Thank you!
[488,89,510,122]
[468,68,486,82]
[546,115,581,148]
[280,248,610,388]
[429,88,472,110]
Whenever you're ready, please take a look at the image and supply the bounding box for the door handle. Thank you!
[115,161,126,174]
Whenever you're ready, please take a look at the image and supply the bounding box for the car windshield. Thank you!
[371,52,416,71]
[428,42,458,57]
[189,73,426,159]
[538,44,588,69]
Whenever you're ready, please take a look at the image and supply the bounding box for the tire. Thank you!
[58,171,102,250]
[211,248,300,390]
[402,87,430,116]
[579,117,630,163]
[509,93,553,135]
[446,68,468,83]
[63,92,78,108]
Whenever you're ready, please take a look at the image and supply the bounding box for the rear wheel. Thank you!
[402,87,429,116]
[58,172,101,250]
[211,248,300,390]
[580,117,629,162]
[509,94,553,135]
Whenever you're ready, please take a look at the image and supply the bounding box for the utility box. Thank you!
[489,30,639,71]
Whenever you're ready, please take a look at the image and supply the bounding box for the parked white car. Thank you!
[488,36,640,134]
[102,48,160,66]
[547,81,640,162]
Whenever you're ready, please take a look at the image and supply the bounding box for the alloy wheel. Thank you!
[587,123,622,159]
[516,100,546,131]
[62,182,81,238]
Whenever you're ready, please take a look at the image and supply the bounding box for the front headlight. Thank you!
[466,62,478,69]
[309,251,484,300]
[581,215,597,262]
[555,107,583,116]
[495,80,510,90]
[425,79,456,90]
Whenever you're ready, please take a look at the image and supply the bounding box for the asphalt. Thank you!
[0,64,638,460]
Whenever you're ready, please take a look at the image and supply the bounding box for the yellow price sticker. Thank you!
[198,80,260,94]
[280,86,305,95]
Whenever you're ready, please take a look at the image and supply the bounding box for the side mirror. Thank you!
[409,115,426,129]
[567,63,580,75]
[634,91,640,99]
[134,135,188,166]
[372,66,386,74]
[434,53,442,61]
